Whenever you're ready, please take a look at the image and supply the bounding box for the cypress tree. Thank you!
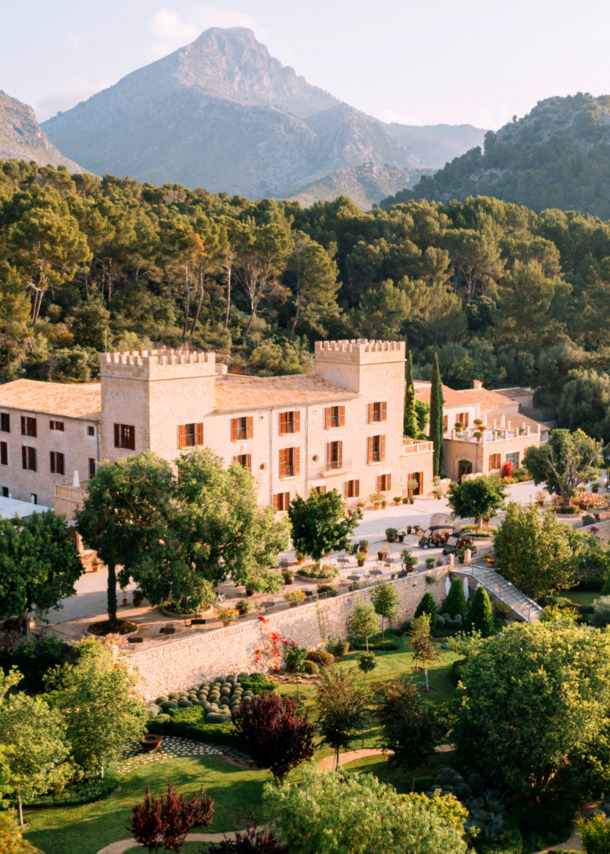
[413,592,437,632]
[429,353,444,477]
[404,349,417,438]
[441,578,468,617]
[465,586,494,637]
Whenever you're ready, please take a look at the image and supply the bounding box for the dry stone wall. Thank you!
[127,566,449,700]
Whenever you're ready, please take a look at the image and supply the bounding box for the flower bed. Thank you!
[296,563,339,580]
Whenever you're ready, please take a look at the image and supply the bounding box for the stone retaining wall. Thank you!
[126,566,450,700]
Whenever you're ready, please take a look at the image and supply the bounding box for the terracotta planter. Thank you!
[357,560,365,568]
[142,734,162,753]
[373,503,380,511]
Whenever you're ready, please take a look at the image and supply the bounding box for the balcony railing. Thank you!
[321,458,353,476]
[402,439,433,455]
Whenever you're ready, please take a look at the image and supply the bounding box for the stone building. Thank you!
[0,339,435,516]
[414,379,547,481]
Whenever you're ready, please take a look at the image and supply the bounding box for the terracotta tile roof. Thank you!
[413,381,520,411]
[215,374,356,411]
[0,380,101,419]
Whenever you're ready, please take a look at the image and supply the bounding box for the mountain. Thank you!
[0,90,84,172]
[380,93,610,218]
[384,122,486,169]
[42,27,482,206]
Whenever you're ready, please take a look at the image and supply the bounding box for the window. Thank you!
[87,425,95,437]
[279,411,300,435]
[489,453,501,470]
[50,420,64,432]
[326,440,343,470]
[455,412,469,428]
[279,447,300,478]
[89,458,97,479]
[368,402,387,423]
[345,479,360,499]
[409,472,423,496]
[311,485,327,495]
[234,454,252,471]
[1,487,8,498]
[114,423,135,450]
[30,494,37,505]
[0,442,6,467]
[50,451,65,475]
[506,451,520,468]
[325,406,345,429]
[21,416,37,438]
[377,473,392,492]
[231,416,253,441]
[178,422,204,448]
[0,413,10,433]
[22,446,36,471]
[273,492,290,511]
[367,435,386,464]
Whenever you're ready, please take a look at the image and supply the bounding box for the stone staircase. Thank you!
[456,563,543,622]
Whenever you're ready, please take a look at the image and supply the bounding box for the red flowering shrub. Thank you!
[129,782,214,853]
[501,461,514,479]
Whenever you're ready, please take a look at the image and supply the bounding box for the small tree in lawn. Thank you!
[524,428,604,510]
[288,489,361,561]
[0,809,41,854]
[409,614,437,692]
[284,642,308,701]
[0,692,71,826]
[232,692,314,785]
[465,586,494,637]
[357,652,377,688]
[347,601,380,652]
[371,581,400,640]
[374,676,438,791]
[441,579,468,618]
[47,640,148,777]
[447,475,507,529]
[129,782,214,854]
[316,667,367,769]
[413,592,437,632]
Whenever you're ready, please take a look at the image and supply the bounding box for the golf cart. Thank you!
[418,513,454,549]
[443,529,475,555]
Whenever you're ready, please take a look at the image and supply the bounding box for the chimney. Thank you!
[473,379,483,389]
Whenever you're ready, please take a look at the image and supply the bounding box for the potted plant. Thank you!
[133,589,144,607]
[381,498,388,508]
[433,490,442,500]
[425,556,435,569]
[413,524,421,533]
[436,555,443,567]
[406,525,412,535]
[401,549,417,572]
[356,549,367,567]
[285,590,306,607]
[295,552,305,565]
[409,496,415,504]
[474,418,483,427]
[282,568,294,585]
[393,495,402,506]
[397,531,405,543]
[473,431,483,442]
[358,540,370,554]
[385,527,399,543]
[454,421,464,432]
[535,490,545,508]
[592,483,600,494]
[370,493,384,510]
[236,600,250,616]
[402,496,410,504]
[219,607,238,626]
[378,544,389,560]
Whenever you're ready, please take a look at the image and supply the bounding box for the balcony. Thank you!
[320,458,353,477]
[402,439,433,456]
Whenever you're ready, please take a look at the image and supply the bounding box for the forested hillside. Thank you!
[381,93,610,219]
[1,159,610,440]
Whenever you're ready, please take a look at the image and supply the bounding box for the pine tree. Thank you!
[413,592,437,632]
[429,353,444,477]
[441,578,468,617]
[465,586,494,637]
[404,348,418,438]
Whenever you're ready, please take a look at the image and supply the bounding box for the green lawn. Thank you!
[22,635,458,854]
[23,755,268,854]
[563,590,600,607]
[342,749,457,793]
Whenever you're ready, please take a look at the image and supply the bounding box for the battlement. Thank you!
[315,339,405,364]
[100,348,216,381]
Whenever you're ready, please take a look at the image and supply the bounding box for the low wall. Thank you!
[126,566,450,699]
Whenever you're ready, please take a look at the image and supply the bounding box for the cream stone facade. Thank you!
[0,339,436,514]
[414,379,548,481]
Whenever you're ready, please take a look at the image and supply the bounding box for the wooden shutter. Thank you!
[231,418,238,441]
[293,447,300,476]
[386,474,391,491]
[20,416,25,435]
[279,413,286,436]
[353,479,360,498]
[381,402,387,422]
[326,443,331,469]
[376,475,382,492]
[114,423,120,448]
[325,408,331,429]
[196,423,204,446]
[247,416,254,439]
[245,454,252,471]
[380,435,386,462]
[294,412,300,433]
[273,494,280,510]
[443,415,448,431]
[367,403,373,424]
[339,406,345,427]
[179,425,186,448]
[418,472,424,494]
[279,449,287,479]
[367,436,373,463]
[337,441,343,467]
[128,427,135,450]
[0,442,6,466]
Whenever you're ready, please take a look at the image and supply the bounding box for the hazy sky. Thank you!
[1,0,609,129]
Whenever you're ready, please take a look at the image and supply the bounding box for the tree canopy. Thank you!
[288,489,360,561]
[447,475,507,528]
[524,429,604,508]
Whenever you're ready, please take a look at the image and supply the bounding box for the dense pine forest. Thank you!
[2,159,610,440]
